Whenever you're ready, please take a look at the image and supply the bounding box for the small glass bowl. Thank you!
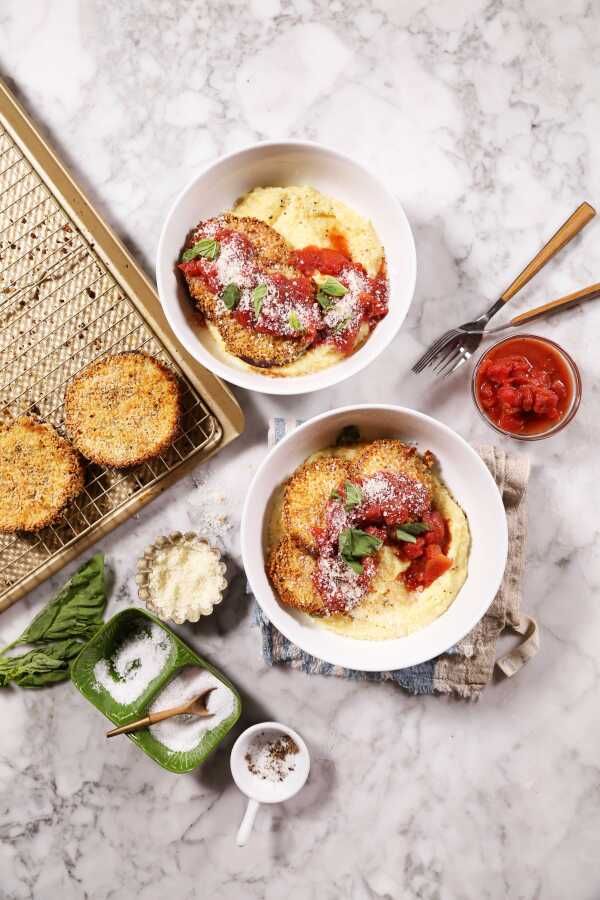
[471,333,582,441]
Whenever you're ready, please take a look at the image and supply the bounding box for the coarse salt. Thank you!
[93,623,173,706]
[149,666,236,753]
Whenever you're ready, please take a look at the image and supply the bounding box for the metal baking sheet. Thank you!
[0,79,244,611]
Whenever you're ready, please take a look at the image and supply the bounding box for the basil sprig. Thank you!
[221,283,241,310]
[343,481,362,511]
[396,522,431,543]
[317,292,335,311]
[336,424,360,446]
[339,527,383,574]
[181,238,220,262]
[289,311,303,331]
[318,276,347,297]
[333,320,349,335]
[252,284,267,317]
[329,480,363,511]
[316,276,347,311]
[0,555,106,688]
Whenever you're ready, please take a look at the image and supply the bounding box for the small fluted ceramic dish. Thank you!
[136,532,227,624]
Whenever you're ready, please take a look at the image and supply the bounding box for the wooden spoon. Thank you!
[106,687,216,738]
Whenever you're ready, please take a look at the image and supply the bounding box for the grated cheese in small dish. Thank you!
[136,532,227,624]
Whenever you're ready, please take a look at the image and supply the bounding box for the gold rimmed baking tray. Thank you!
[0,79,244,612]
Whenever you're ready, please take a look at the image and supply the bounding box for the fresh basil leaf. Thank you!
[346,559,364,575]
[317,290,334,311]
[181,238,220,262]
[339,527,383,560]
[344,481,363,511]
[252,284,267,316]
[318,276,347,297]
[0,638,84,688]
[221,283,241,310]
[395,528,418,544]
[336,425,360,446]
[333,318,350,334]
[329,489,341,500]
[400,522,431,536]
[289,311,303,331]
[10,554,106,647]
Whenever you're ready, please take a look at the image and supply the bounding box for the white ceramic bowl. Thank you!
[156,141,416,395]
[241,405,508,671]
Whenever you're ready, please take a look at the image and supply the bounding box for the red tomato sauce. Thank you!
[310,471,452,612]
[475,336,573,435]
[290,245,389,354]
[179,223,389,357]
[395,510,453,591]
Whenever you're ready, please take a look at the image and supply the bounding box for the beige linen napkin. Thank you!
[432,445,539,698]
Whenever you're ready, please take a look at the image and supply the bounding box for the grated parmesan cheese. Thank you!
[321,267,367,333]
[147,538,226,622]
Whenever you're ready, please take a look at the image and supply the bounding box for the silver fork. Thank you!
[424,281,600,376]
[412,202,596,377]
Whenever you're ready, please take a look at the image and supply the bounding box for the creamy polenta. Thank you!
[233,186,383,278]
[267,442,471,640]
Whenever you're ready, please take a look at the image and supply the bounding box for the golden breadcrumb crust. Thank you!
[65,352,182,468]
[266,536,326,616]
[282,455,351,555]
[182,214,312,368]
[0,416,85,533]
[269,440,438,616]
[350,439,434,497]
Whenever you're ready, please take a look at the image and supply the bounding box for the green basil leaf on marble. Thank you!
[11,554,106,646]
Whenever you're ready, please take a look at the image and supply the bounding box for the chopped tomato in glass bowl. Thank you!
[472,334,582,441]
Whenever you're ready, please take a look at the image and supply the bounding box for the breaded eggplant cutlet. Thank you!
[181,214,313,368]
[65,352,181,468]
[267,536,326,616]
[0,416,85,533]
[267,439,437,617]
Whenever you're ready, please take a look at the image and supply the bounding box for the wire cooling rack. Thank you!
[0,82,243,611]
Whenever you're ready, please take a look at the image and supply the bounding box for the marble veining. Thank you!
[1,1,600,898]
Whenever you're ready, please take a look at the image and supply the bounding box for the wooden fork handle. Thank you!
[510,281,600,326]
[500,202,596,303]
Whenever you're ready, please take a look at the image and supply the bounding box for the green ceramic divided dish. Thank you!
[71,608,241,773]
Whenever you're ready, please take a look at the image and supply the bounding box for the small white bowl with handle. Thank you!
[230,722,310,846]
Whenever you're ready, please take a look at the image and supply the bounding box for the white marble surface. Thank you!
[1,2,600,898]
